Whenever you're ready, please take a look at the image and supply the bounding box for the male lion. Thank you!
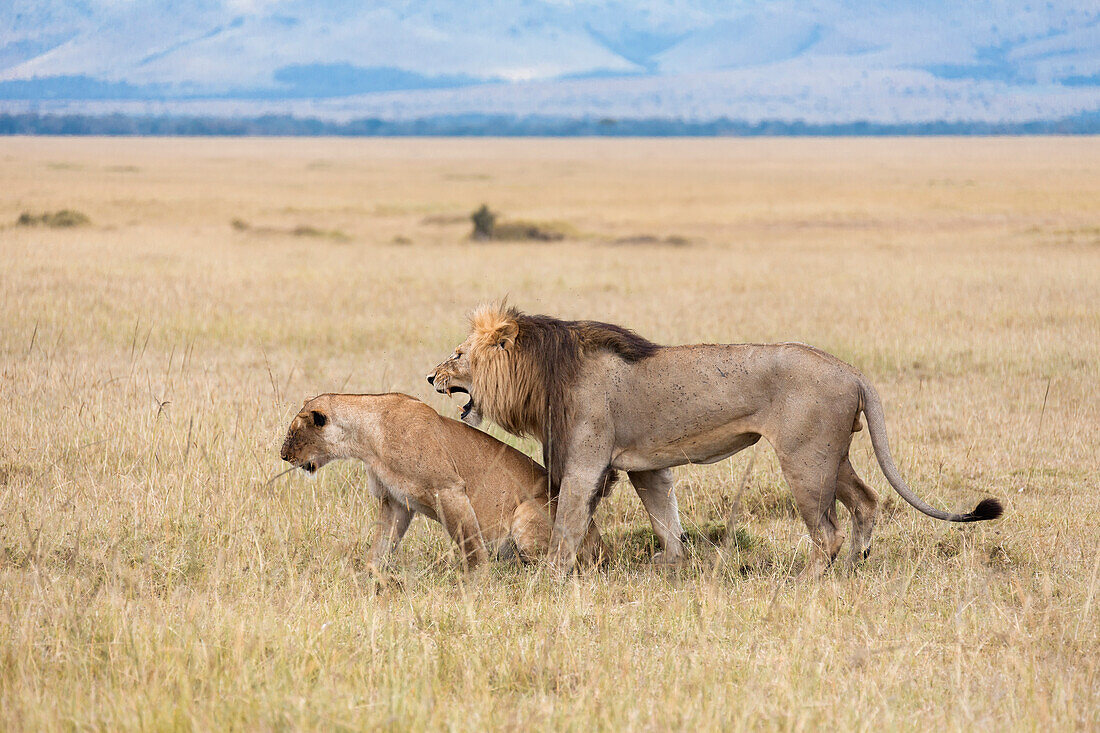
[428,304,1003,574]
[280,392,607,570]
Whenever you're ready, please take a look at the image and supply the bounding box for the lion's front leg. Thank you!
[549,466,610,574]
[628,468,687,566]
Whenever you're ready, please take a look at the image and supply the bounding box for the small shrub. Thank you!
[291,225,350,242]
[492,220,567,241]
[612,234,692,246]
[16,209,90,228]
[231,218,349,241]
[44,210,90,227]
[421,214,468,225]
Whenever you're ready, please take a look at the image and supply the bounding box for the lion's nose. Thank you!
[426,374,435,386]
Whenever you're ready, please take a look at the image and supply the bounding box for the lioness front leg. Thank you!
[628,468,687,566]
[369,496,415,571]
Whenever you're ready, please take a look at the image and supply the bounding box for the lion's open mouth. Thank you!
[441,386,475,420]
[301,460,318,474]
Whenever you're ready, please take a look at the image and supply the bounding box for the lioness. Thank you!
[429,304,1003,574]
[280,392,606,570]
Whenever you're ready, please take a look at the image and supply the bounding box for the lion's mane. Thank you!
[466,303,659,495]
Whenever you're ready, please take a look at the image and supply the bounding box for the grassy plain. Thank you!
[1,136,1098,730]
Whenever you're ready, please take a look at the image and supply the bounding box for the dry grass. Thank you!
[1,136,1098,731]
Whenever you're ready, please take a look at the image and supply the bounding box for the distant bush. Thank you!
[470,205,496,240]
[469,205,573,241]
[16,209,90,227]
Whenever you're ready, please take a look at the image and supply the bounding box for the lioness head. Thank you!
[280,395,343,474]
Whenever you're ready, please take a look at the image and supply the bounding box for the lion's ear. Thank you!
[470,302,519,350]
[493,321,518,350]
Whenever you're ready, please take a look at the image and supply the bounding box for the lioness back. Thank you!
[440,415,545,487]
[434,411,551,518]
[362,393,549,512]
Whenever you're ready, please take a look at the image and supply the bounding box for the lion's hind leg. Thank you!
[776,447,846,576]
[628,468,687,566]
[836,457,878,565]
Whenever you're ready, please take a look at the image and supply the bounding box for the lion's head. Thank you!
[280,395,344,474]
[428,303,538,434]
[425,341,480,426]
[429,302,658,491]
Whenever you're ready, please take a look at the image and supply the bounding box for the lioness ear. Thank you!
[494,321,518,349]
[310,410,327,427]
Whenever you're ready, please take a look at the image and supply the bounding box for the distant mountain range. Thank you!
[3,1,1099,124]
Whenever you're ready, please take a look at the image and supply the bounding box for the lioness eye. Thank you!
[310,411,327,427]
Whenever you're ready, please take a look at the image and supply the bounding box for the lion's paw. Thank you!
[651,550,687,567]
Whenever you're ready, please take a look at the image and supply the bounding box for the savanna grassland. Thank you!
[1,136,1098,730]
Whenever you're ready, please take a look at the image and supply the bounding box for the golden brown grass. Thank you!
[1,136,1098,731]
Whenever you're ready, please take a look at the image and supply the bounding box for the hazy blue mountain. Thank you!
[2,1,1098,122]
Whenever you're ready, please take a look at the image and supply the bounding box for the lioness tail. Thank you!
[858,378,1003,523]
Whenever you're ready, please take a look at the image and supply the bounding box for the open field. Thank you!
[1,136,1098,730]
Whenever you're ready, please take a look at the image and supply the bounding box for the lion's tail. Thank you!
[859,378,1003,523]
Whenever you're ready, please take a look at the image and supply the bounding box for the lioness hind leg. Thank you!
[836,458,879,564]
[777,452,845,576]
[433,487,491,570]
[576,522,610,567]
[512,500,609,567]
[511,499,552,563]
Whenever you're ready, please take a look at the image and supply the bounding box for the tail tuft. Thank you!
[961,497,1004,522]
